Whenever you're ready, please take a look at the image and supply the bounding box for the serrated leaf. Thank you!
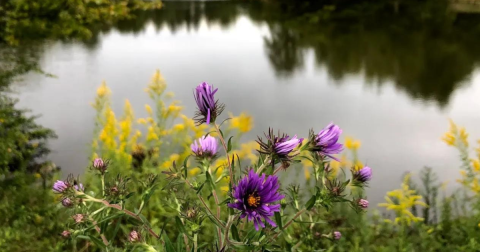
[227,136,234,153]
[231,224,240,241]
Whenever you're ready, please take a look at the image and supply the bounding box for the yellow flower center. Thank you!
[247,193,261,207]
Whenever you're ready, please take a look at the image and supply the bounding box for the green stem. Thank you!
[214,123,233,188]
[101,174,105,197]
[270,208,306,241]
[256,156,271,174]
[193,233,198,252]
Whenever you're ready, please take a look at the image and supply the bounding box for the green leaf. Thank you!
[175,216,188,235]
[305,195,316,210]
[274,212,283,230]
[88,234,107,249]
[176,234,184,252]
[227,136,234,152]
[205,171,216,189]
[231,224,240,241]
[183,155,190,178]
[163,233,177,252]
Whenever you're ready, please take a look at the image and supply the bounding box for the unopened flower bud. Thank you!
[353,166,372,183]
[93,158,108,173]
[53,180,68,193]
[186,208,197,219]
[61,230,71,238]
[358,199,369,209]
[72,214,84,223]
[74,183,84,192]
[62,198,73,208]
[333,231,341,240]
[129,230,140,242]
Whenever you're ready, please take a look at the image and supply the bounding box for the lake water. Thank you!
[12,1,480,205]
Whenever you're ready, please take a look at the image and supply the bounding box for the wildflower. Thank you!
[61,230,71,238]
[353,166,372,183]
[53,180,68,193]
[358,199,369,209]
[92,158,108,174]
[257,128,303,167]
[228,170,284,230]
[74,183,84,192]
[193,82,224,125]
[191,135,218,158]
[72,214,84,223]
[62,198,73,208]
[229,112,253,133]
[345,136,361,150]
[129,230,140,242]
[326,178,346,197]
[333,231,342,240]
[309,123,343,161]
[379,173,427,225]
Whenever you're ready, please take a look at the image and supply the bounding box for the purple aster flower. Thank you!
[333,231,342,240]
[228,170,285,230]
[257,128,303,168]
[354,166,372,183]
[309,123,343,161]
[358,199,369,209]
[274,135,302,155]
[193,82,224,125]
[53,180,68,193]
[191,135,218,158]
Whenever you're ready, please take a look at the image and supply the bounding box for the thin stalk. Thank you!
[212,190,223,248]
[270,208,306,241]
[256,156,271,174]
[101,174,105,197]
[88,216,109,246]
[193,233,198,252]
[214,123,233,188]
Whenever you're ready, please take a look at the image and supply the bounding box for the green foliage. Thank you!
[0,94,57,173]
[0,0,162,45]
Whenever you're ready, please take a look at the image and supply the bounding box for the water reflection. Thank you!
[79,1,480,106]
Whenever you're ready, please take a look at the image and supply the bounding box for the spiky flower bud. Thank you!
[358,199,369,209]
[53,180,68,193]
[333,231,342,240]
[93,158,108,174]
[353,166,372,183]
[62,198,73,208]
[72,214,84,223]
[61,230,71,238]
[129,230,140,242]
[193,82,224,125]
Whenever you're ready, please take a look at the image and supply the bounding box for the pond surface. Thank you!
[13,1,480,205]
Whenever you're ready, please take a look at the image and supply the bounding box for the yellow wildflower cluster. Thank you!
[90,70,256,186]
[442,120,480,193]
[442,120,468,147]
[229,112,253,133]
[379,173,427,225]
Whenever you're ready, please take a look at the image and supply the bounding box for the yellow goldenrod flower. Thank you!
[379,173,427,226]
[229,112,253,133]
[345,137,361,150]
[96,81,111,98]
[145,104,153,115]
